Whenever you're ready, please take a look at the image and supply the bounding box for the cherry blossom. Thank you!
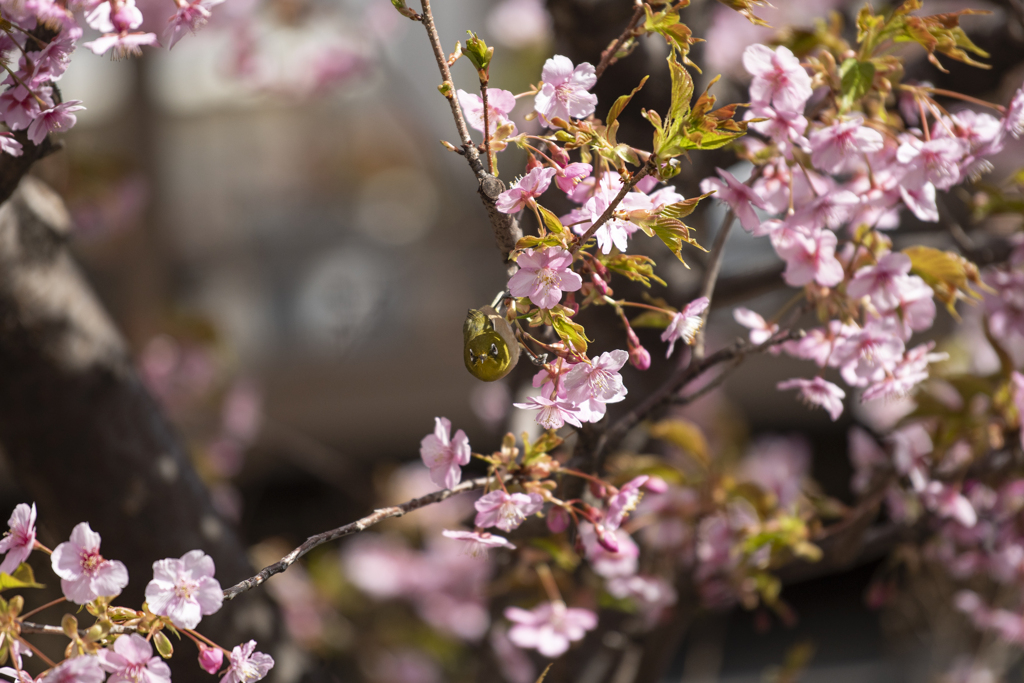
[564,350,628,405]
[742,44,813,114]
[605,476,648,530]
[165,0,224,49]
[699,167,767,232]
[222,641,274,683]
[145,550,224,629]
[808,116,884,174]
[847,252,914,311]
[512,395,582,430]
[580,524,639,577]
[98,634,172,683]
[533,55,598,125]
[0,503,36,574]
[34,656,105,683]
[554,162,592,194]
[505,601,598,657]
[474,490,544,532]
[457,88,517,137]
[199,645,225,675]
[897,137,967,191]
[26,100,84,145]
[496,167,556,213]
[777,377,845,421]
[661,297,709,358]
[739,436,811,507]
[1005,83,1024,138]
[0,134,22,158]
[898,179,939,222]
[832,320,905,387]
[733,307,778,345]
[419,417,471,490]
[442,529,516,556]
[861,342,947,402]
[508,247,582,309]
[775,228,844,287]
[51,522,129,604]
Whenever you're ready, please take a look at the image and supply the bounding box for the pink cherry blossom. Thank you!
[832,320,905,387]
[1005,83,1024,139]
[199,644,225,675]
[861,342,947,402]
[0,503,36,574]
[555,162,592,194]
[505,601,598,658]
[222,641,274,683]
[496,167,556,213]
[508,247,582,309]
[0,134,22,158]
[777,377,845,421]
[733,307,778,345]
[579,523,638,577]
[84,31,159,58]
[605,476,648,530]
[742,44,813,114]
[564,349,628,405]
[35,656,105,683]
[898,180,939,222]
[580,189,639,254]
[847,252,913,311]
[897,137,967,191]
[442,529,516,556]
[849,427,887,495]
[145,549,224,629]
[98,633,172,683]
[512,395,582,430]
[775,228,844,287]
[51,522,129,604]
[534,55,598,124]
[26,100,84,145]
[419,417,471,490]
[661,297,709,358]
[474,490,544,532]
[747,105,808,147]
[809,116,884,174]
[457,88,517,137]
[739,436,811,508]
[86,0,143,33]
[699,167,767,232]
[165,0,224,48]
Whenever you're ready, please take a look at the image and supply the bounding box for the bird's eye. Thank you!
[490,343,499,357]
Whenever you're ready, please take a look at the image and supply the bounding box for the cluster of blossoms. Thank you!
[0,504,272,683]
[0,0,222,155]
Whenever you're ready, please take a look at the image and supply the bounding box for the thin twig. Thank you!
[570,161,654,256]
[222,475,500,600]
[480,81,494,175]
[691,208,734,361]
[595,1,647,79]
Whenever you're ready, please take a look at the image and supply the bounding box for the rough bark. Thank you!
[0,177,280,678]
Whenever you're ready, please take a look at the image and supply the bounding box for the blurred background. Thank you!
[2,0,1023,680]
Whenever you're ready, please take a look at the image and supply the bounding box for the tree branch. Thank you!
[418,0,522,278]
[222,475,499,600]
[594,0,647,79]
[570,160,654,256]
[691,209,735,361]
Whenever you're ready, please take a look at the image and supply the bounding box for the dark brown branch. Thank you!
[691,209,735,361]
[222,475,498,600]
[594,0,647,79]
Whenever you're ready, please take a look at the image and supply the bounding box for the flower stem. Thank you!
[20,596,66,620]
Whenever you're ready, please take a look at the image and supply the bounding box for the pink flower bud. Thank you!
[546,506,570,533]
[198,644,224,675]
[643,476,668,494]
[628,345,650,370]
[595,524,619,553]
[590,273,610,295]
[563,292,579,315]
[548,143,570,167]
[588,481,607,499]
[525,154,543,172]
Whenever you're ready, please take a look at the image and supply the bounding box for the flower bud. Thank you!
[595,524,619,553]
[153,631,173,659]
[525,154,542,172]
[628,344,650,371]
[588,480,607,499]
[590,273,610,296]
[198,644,224,675]
[546,507,569,533]
[563,292,579,316]
[643,476,669,494]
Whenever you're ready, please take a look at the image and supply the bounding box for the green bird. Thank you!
[463,305,520,382]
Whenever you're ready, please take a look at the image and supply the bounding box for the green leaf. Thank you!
[153,631,174,659]
[551,315,589,354]
[649,418,709,465]
[641,195,710,264]
[0,564,43,591]
[839,58,875,111]
[630,309,673,329]
[713,0,771,27]
[464,31,493,72]
[515,234,567,251]
[603,253,666,288]
[529,538,580,572]
[606,76,649,147]
[536,205,566,236]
